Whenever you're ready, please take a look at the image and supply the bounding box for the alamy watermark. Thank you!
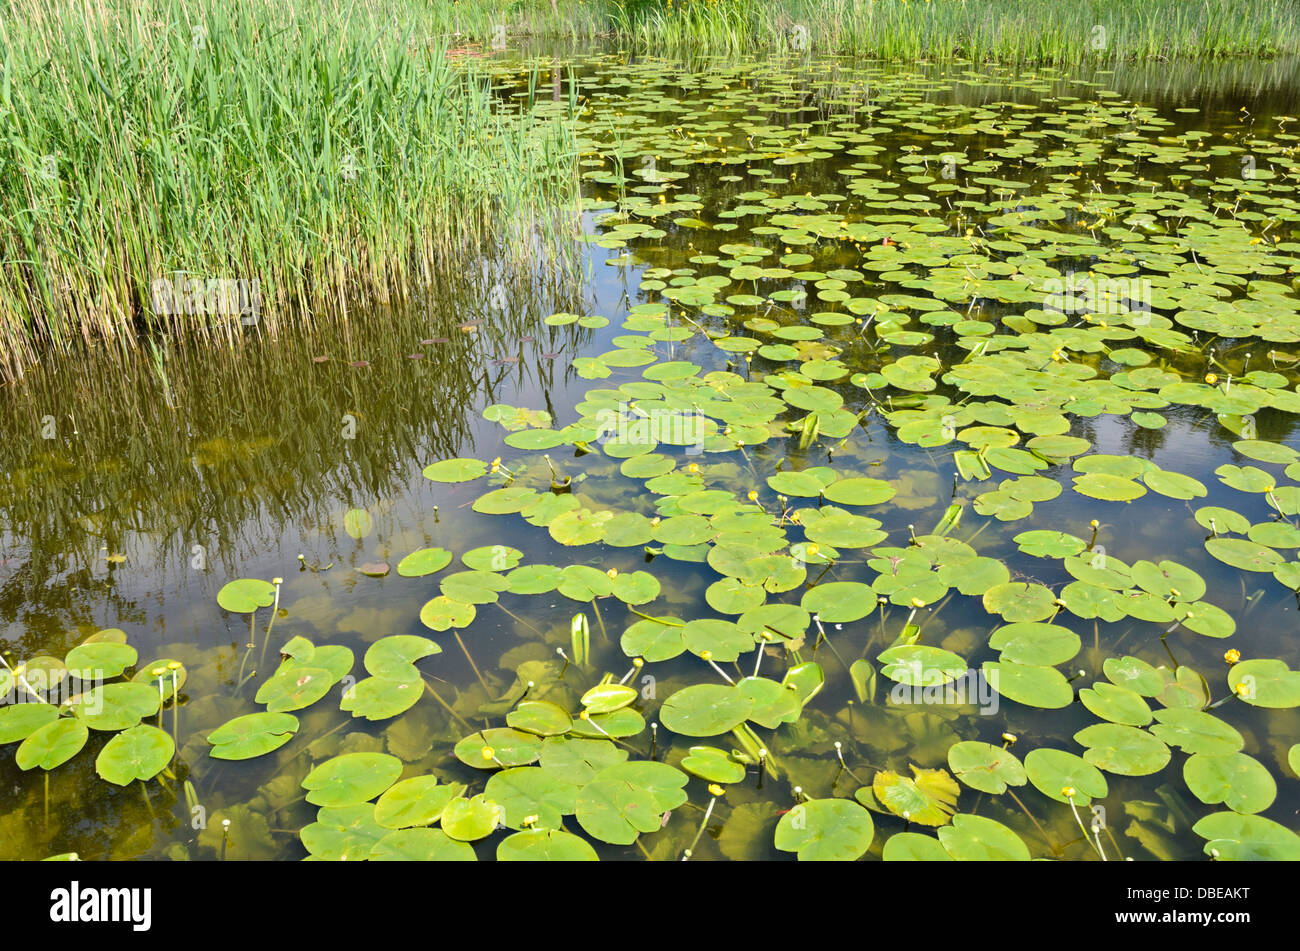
[591,401,707,456]
[888,666,999,715]
[151,274,261,326]
[1043,270,1152,320]
[3,662,105,714]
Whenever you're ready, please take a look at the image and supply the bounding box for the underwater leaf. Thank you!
[343,508,372,540]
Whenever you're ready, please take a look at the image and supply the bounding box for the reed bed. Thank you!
[0,0,582,381]
[609,0,1300,62]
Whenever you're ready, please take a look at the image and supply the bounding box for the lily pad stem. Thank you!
[453,630,490,694]
[682,794,717,861]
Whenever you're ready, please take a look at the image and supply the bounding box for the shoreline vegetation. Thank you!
[2,0,1298,381]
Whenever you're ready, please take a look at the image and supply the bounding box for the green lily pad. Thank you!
[94,724,173,785]
[988,623,1081,666]
[483,766,581,830]
[1149,708,1244,755]
[507,701,573,737]
[1192,812,1300,861]
[70,682,161,731]
[660,684,754,737]
[801,582,877,623]
[497,829,598,861]
[1078,682,1153,726]
[419,596,476,632]
[1228,659,1300,708]
[454,728,543,769]
[374,776,465,829]
[774,798,875,861]
[303,752,403,806]
[63,642,137,679]
[371,827,476,861]
[216,578,277,613]
[208,712,299,760]
[982,661,1073,709]
[1024,748,1108,805]
[947,741,1027,794]
[575,761,689,845]
[423,458,488,483]
[982,582,1057,622]
[1183,752,1276,815]
[441,795,506,841]
[937,814,1029,861]
[1074,723,1171,776]
[16,718,88,771]
[396,547,453,578]
[680,746,748,784]
[364,635,441,680]
[255,666,335,713]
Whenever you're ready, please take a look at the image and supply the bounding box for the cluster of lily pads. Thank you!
[17,56,1300,861]
[0,630,186,789]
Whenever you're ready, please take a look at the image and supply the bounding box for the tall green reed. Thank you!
[0,0,582,380]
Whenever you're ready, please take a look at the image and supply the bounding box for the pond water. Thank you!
[2,51,1300,861]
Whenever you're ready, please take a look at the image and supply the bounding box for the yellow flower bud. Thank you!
[1224,649,1241,665]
